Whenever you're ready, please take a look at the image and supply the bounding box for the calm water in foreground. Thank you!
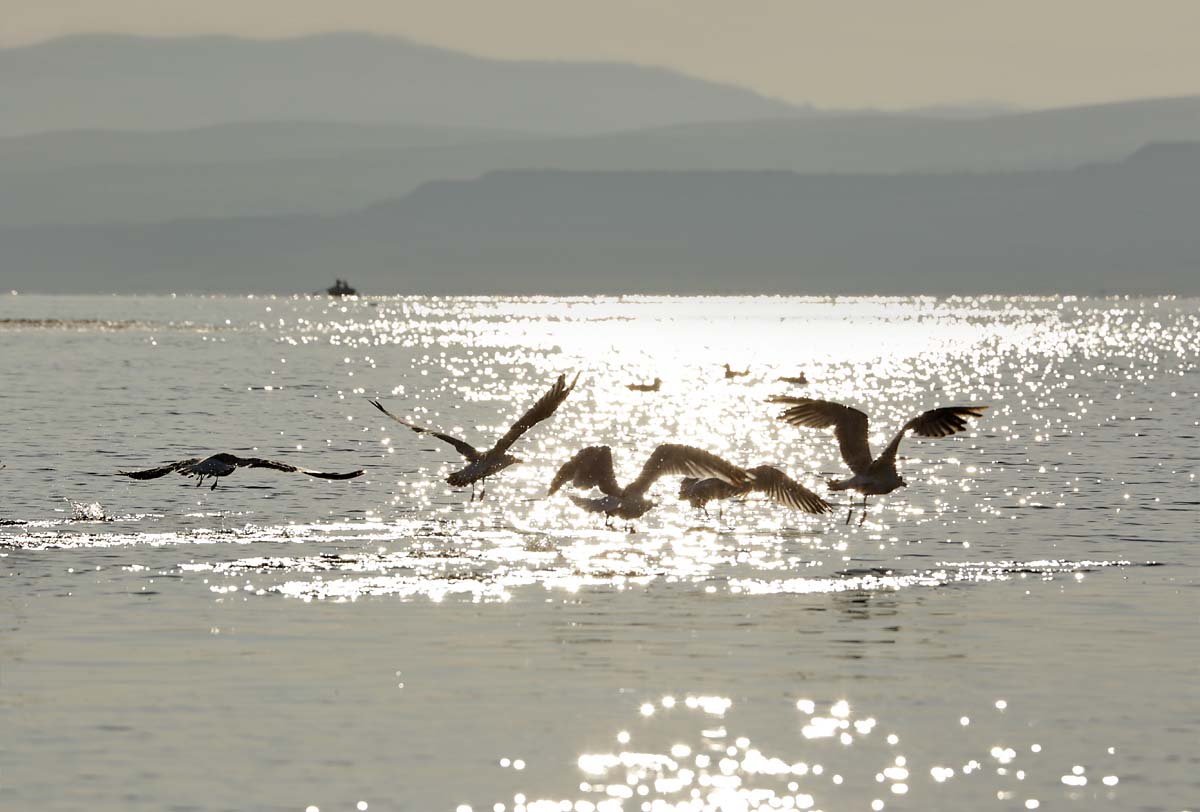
[1,294,1197,812]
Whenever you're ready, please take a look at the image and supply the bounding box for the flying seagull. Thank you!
[370,372,579,500]
[118,453,365,490]
[769,397,988,524]
[626,377,662,392]
[548,443,753,529]
[723,364,749,379]
[678,465,831,518]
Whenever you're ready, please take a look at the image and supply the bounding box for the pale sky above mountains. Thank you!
[2,0,1198,110]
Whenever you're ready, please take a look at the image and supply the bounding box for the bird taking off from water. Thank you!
[626,377,662,392]
[549,443,753,530]
[371,373,579,501]
[118,453,365,490]
[678,465,831,518]
[723,364,749,379]
[769,397,988,524]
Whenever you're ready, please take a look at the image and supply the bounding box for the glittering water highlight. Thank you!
[1,294,1196,811]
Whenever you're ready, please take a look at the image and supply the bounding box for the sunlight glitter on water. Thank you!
[478,696,1125,812]
[1,295,1196,812]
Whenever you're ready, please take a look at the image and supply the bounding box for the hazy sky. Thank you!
[3,0,1199,109]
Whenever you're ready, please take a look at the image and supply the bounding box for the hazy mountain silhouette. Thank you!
[4,143,1197,295]
[0,33,802,137]
[5,96,1200,227]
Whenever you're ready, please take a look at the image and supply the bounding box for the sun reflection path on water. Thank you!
[151,518,1145,602]
[266,294,1197,541]
[462,695,1124,812]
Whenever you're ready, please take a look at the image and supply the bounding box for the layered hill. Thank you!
[4,143,1197,295]
[4,95,1200,227]
[0,33,802,137]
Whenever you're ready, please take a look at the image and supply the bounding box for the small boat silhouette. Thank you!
[325,279,357,296]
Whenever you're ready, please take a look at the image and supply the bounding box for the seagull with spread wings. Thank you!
[548,443,753,529]
[370,372,578,501]
[118,453,365,490]
[769,397,988,524]
[678,465,831,518]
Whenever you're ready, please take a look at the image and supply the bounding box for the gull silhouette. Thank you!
[118,453,364,490]
[370,372,578,501]
[549,443,753,530]
[769,397,988,524]
[678,465,831,518]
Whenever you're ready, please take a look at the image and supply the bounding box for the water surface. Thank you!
[1,294,1196,812]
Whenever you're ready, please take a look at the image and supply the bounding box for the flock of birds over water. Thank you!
[90,367,989,530]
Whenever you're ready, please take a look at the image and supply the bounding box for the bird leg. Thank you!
[604,515,614,530]
[211,478,219,491]
[626,523,636,534]
[478,479,487,501]
[845,501,854,525]
[195,476,204,488]
[858,495,869,526]
[469,482,476,502]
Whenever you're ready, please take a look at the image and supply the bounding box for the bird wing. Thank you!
[226,456,366,480]
[626,444,752,497]
[369,399,480,461]
[549,445,622,496]
[877,405,988,464]
[770,397,873,475]
[492,372,579,456]
[748,466,832,514]
[677,476,744,503]
[117,458,202,479]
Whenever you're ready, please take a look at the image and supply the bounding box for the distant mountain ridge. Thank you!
[0,33,804,136]
[4,142,1197,295]
[6,95,1200,228]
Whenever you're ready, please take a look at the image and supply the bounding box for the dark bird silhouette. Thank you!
[776,373,809,385]
[626,377,662,392]
[549,443,752,529]
[678,465,831,518]
[769,397,987,524]
[118,453,365,490]
[723,364,749,379]
[371,373,579,500]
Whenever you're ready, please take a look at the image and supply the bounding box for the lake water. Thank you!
[1,294,1197,812]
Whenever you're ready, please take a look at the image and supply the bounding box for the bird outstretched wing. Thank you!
[225,455,366,480]
[369,399,480,461]
[877,405,988,463]
[117,458,202,479]
[549,445,622,496]
[747,465,832,514]
[627,444,751,497]
[493,373,579,456]
[770,397,873,475]
[677,476,744,504]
